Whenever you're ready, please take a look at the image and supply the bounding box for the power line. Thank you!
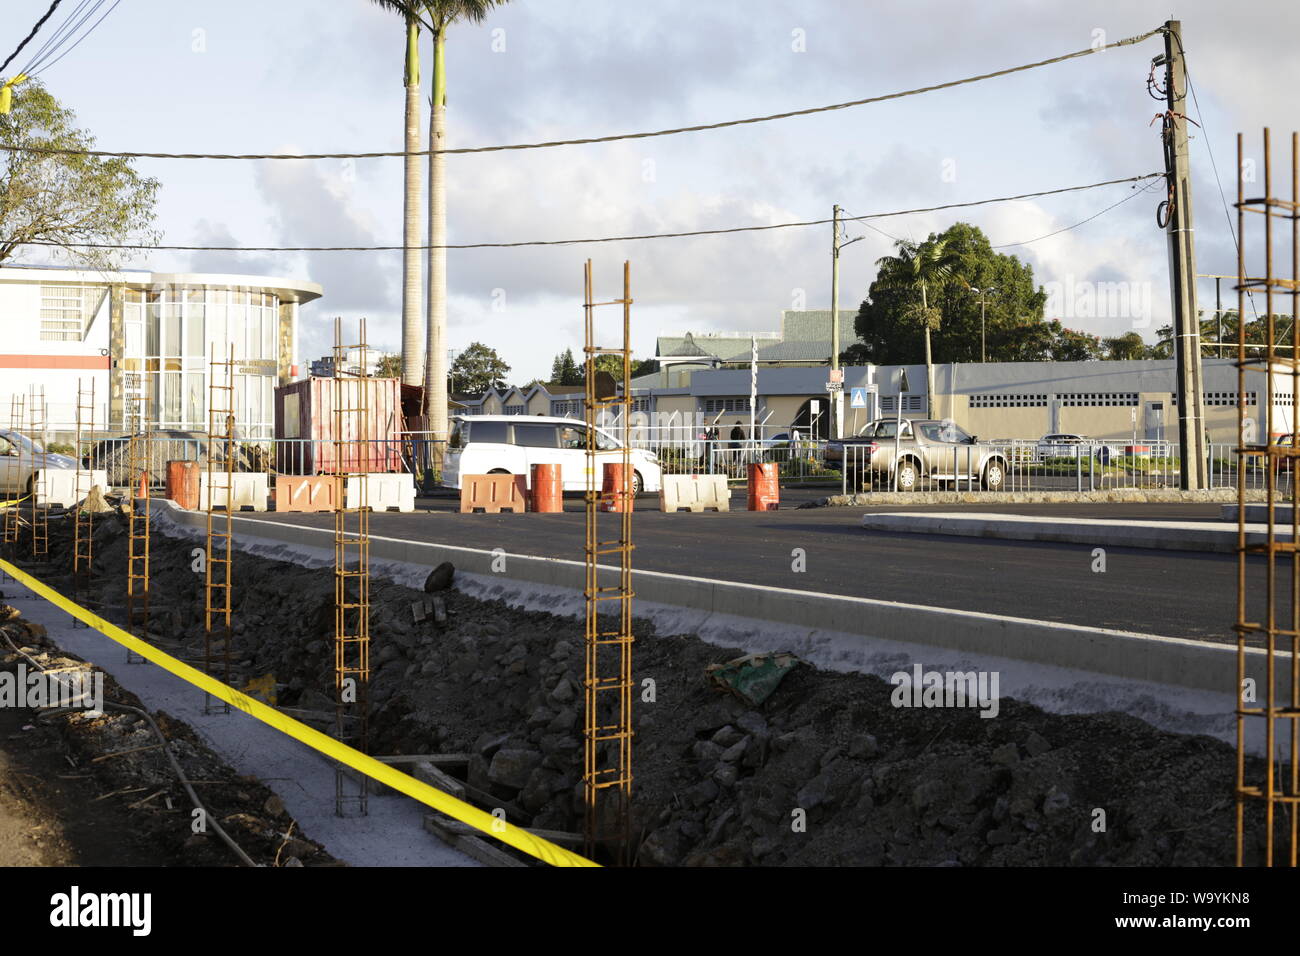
[23,0,121,77]
[17,173,1162,253]
[0,27,1166,162]
[991,178,1162,248]
[0,0,63,75]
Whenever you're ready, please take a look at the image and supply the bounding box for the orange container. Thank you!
[530,463,563,513]
[165,460,200,510]
[600,462,633,513]
[747,462,780,511]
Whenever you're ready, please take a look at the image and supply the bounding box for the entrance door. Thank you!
[1144,401,1165,442]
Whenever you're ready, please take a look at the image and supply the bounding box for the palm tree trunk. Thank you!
[922,283,934,418]
[401,17,423,389]
[424,25,449,449]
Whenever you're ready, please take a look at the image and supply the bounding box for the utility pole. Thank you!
[1162,20,1207,489]
[830,205,862,439]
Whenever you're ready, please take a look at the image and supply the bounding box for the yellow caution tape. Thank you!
[0,73,27,115]
[0,557,597,868]
[0,494,30,509]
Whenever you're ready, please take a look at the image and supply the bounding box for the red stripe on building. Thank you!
[0,355,110,369]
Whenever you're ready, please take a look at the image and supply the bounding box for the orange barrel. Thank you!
[530,463,563,513]
[165,460,200,510]
[747,462,780,511]
[600,462,633,513]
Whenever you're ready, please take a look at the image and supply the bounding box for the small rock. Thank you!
[1024,731,1052,758]
[713,763,738,787]
[488,748,543,789]
[991,742,1020,767]
[424,562,455,592]
[711,725,744,748]
[719,737,749,763]
[263,794,286,818]
[735,711,768,737]
[549,677,575,703]
[849,734,879,759]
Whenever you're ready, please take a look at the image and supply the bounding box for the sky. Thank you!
[6,0,1300,382]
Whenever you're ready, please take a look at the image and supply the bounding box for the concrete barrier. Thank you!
[660,474,730,513]
[460,474,527,513]
[860,511,1292,554]
[346,474,416,513]
[276,475,338,513]
[198,472,269,512]
[38,469,108,507]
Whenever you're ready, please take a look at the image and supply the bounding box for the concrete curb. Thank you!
[150,500,1287,704]
[806,488,1269,508]
[860,510,1294,554]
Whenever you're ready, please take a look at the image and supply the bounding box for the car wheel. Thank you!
[488,468,510,474]
[982,459,1005,490]
[632,470,643,497]
[895,458,919,491]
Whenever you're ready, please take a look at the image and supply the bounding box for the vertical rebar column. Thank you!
[333,317,371,816]
[204,344,236,712]
[2,395,24,552]
[582,259,635,864]
[73,379,96,611]
[1234,127,1300,866]
[27,387,48,560]
[125,379,151,664]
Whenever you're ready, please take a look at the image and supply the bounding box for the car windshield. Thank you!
[929,422,972,443]
[1,432,44,455]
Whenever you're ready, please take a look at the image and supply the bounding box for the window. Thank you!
[920,422,972,443]
[504,404,525,416]
[701,397,748,414]
[968,393,1049,408]
[40,285,107,341]
[471,420,510,444]
[513,424,558,448]
[879,395,924,413]
[551,399,582,417]
[1058,392,1139,407]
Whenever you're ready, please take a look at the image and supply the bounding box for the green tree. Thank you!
[450,341,510,392]
[376,353,403,378]
[853,222,1048,376]
[369,0,426,388]
[1102,331,1148,360]
[550,348,582,385]
[375,1,512,442]
[0,79,159,268]
[865,233,963,417]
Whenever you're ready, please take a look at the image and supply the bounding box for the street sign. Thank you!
[828,368,844,384]
[850,386,868,408]
[824,381,843,392]
[810,400,820,414]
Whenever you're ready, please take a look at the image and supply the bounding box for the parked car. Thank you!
[0,429,80,496]
[1036,433,1120,464]
[443,415,663,495]
[836,418,1009,490]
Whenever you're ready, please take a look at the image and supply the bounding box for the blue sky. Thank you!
[7,0,1298,381]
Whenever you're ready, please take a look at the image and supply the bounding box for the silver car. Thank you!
[840,418,1009,491]
[0,430,80,496]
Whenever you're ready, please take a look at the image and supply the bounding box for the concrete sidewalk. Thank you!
[861,510,1294,554]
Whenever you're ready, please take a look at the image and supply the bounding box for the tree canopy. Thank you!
[450,341,510,392]
[0,79,159,269]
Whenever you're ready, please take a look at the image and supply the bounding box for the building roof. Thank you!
[655,310,853,365]
[0,266,323,305]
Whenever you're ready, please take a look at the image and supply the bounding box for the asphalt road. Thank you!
[240,498,1276,643]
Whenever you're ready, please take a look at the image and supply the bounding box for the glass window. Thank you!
[875,421,898,439]
[513,424,558,448]
[229,307,245,362]
[164,304,182,357]
[206,305,226,359]
[163,373,181,424]
[263,306,276,360]
[186,303,204,357]
[210,289,228,305]
[124,323,142,358]
[186,373,203,426]
[470,420,510,444]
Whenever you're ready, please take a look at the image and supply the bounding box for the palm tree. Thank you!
[369,0,425,389]
[873,236,963,418]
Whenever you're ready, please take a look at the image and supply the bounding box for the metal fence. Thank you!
[837,439,1287,494]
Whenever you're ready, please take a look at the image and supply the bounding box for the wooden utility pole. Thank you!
[830,205,861,438]
[1163,20,1207,488]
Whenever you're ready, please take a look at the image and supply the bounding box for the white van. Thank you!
[443,415,663,495]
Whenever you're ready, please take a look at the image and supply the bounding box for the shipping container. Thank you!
[274,376,404,474]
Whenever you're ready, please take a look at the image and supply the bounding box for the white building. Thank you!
[0,266,322,438]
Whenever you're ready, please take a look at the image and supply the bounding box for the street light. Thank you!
[968,286,998,363]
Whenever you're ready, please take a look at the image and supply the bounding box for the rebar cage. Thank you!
[204,344,236,708]
[1234,128,1300,866]
[582,259,635,864]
